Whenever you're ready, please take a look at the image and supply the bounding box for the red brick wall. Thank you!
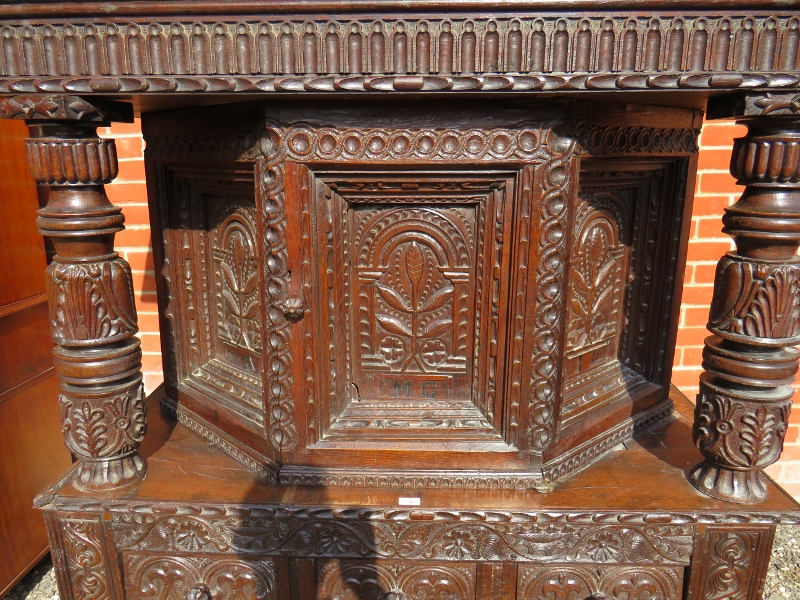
[105,118,800,499]
[100,120,163,394]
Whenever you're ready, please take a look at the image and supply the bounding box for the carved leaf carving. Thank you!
[376,281,412,312]
[376,314,412,337]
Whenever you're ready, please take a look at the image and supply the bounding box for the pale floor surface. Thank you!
[3,525,799,599]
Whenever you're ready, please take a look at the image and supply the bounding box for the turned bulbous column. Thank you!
[26,119,147,489]
[690,108,800,504]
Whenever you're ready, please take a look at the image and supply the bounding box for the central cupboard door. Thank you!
[276,115,573,479]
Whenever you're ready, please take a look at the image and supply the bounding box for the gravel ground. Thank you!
[764,525,800,600]
[4,525,800,599]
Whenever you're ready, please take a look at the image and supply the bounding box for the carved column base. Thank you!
[690,375,793,504]
[59,374,147,489]
[689,460,770,504]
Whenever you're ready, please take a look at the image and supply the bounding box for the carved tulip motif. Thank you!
[217,213,261,352]
[374,241,455,371]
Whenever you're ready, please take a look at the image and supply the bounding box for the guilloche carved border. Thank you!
[0,13,798,95]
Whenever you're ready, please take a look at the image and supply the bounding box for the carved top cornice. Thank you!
[2,1,800,19]
[0,12,798,96]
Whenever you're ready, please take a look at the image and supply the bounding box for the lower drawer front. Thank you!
[317,560,477,600]
[123,555,281,600]
[517,564,684,600]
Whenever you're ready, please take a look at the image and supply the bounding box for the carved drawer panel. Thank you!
[316,560,477,600]
[122,554,281,600]
[517,564,684,600]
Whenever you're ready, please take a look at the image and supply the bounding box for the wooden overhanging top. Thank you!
[0,2,798,99]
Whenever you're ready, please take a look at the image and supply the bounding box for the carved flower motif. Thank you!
[421,339,447,365]
[174,522,210,551]
[443,531,473,559]
[318,527,351,555]
[379,336,405,363]
[586,531,621,562]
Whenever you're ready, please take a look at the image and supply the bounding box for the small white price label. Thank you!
[398,497,421,506]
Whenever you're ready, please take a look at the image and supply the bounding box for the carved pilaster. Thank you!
[690,98,800,503]
[19,97,146,489]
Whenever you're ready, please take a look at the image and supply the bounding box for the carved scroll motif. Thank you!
[112,512,693,565]
[317,561,476,600]
[61,519,113,600]
[517,564,682,600]
[125,555,279,600]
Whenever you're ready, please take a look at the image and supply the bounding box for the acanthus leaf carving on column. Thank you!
[690,95,800,504]
[15,96,148,489]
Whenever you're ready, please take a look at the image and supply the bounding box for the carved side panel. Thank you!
[213,206,262,353]
[157,170,264,416]
[518,564,683,600]
[559,161,688,428]
[687,525,775,600]
[123,555,280,600]
[59,518,116,600]
[563,194,631,414]
[317,560,476,600]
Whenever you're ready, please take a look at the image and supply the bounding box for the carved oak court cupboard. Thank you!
[1,1,799,599]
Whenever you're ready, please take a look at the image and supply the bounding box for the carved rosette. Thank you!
[22,103,147,489]
[690,104,800,503]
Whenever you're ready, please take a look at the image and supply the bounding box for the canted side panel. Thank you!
[557,160,688,431]
[151,162,278,469]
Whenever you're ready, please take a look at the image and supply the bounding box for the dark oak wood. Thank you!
[1,2,800,598]
[689,97,800,504]
[36,387,800,600]
[140,100,697,490]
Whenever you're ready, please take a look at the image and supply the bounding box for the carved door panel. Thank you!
[316,560,477,600]
[285,167,517,446]
[265,112,578,478]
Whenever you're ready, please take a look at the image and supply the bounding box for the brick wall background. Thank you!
[103,118,800,500]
